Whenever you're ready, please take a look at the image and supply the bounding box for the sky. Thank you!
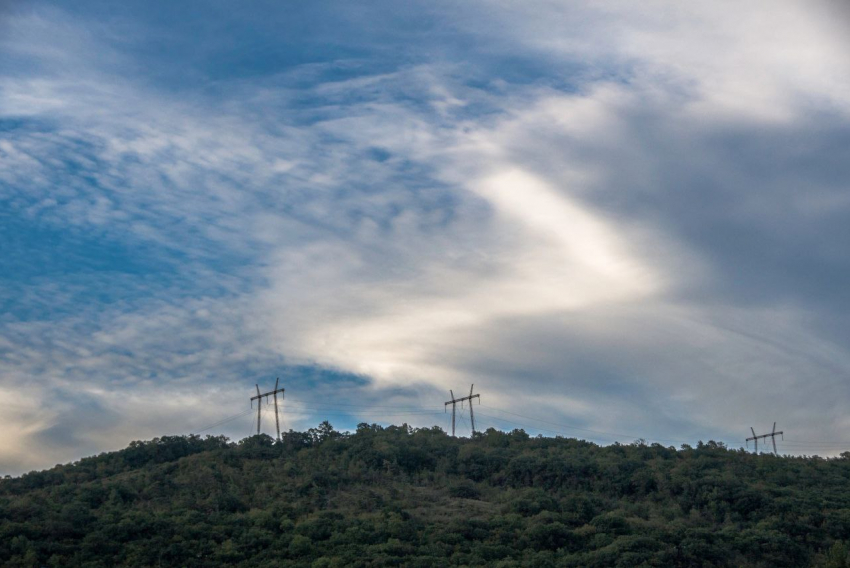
[2,0,850,474]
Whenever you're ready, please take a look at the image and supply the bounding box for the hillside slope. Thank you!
[2,423,850,567]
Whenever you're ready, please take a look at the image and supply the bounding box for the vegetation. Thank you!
[3,423,850,567]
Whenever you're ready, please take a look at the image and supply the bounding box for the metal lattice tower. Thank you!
[746,422,784,455]
[250,378,285,440]
[445,384,481,437]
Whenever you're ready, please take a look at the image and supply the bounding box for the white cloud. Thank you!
[467,0,850,119]
[260,164,665,388]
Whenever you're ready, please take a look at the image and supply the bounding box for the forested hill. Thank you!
[3,424,850,567]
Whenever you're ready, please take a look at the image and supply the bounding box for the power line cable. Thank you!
[478,404,746,448]
[214,397,733,448]
[781,439,850,446]
[190,392,848,456]
[280,410,445,419]
[480,404,633,439]
[479,405,675,445]
[283,403,440,415]
[475,411,620,442]
[191,408,255,435]
[457,412,470,437]
[285,398,442,411]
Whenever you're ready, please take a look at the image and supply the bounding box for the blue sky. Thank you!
[3,0,850,473]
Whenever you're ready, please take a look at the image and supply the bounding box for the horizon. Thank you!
[3,406,831,479]
[5,418,823,480]
[4,1,850,475]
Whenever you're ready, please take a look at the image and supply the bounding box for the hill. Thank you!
[2,423,850,567]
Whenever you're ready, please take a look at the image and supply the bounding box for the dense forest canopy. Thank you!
[3,423,850,567]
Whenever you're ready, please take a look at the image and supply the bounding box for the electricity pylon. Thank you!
[746,422,783,455]
[445,384,481,437]
[250,378,285,439]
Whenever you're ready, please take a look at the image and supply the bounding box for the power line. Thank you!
[781,439,850,447]
[283,403,440,415]
[196,404,844,457]
[278,410,446,419]
[207,393,711,447]
[285,398,443,411]
[223,399,735,448]
[457,412,471,437]
[475,411,619,442]
[190,386,849,456]
[478,404,737,447]
[480,404,635,440]
[191,408,255,434]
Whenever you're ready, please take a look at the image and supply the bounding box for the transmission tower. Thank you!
[445,384,481,437]
[746,422,783,455]
[250,378,285,440]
